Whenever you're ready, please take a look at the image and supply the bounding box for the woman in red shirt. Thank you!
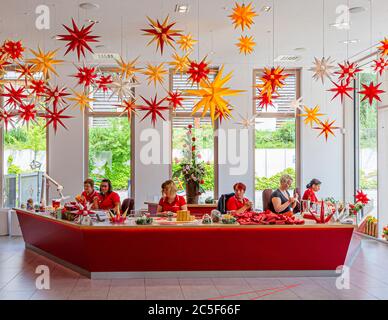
[226,182,253,214]
[302,178,321,203]
[97,179,121,212]
[157,180,187,213]
[76,178,99,209]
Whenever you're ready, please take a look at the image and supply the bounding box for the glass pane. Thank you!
[88,117,131,201]
[3,119,47,208]
[254,118,296,209]
[172,117,215,202]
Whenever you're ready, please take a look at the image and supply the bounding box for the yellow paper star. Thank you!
[142,63,168,87]
[114,56,142,80]
[68,89,95,111]
[177,34,197,52]
[169,52,190,75]
[184,65,244,124]
[299,105,325,127]
[27,47,63,79]
[236,35,256,55]
[229,2,258,31]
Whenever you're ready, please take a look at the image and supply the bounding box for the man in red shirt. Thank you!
[226,182,253,214]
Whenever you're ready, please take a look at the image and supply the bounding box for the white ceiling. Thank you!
[0,0,387,67]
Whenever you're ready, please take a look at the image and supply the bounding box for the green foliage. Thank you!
[360,170,377,190]
[255,121,295,149]
[4,119,46,152]
[255,168,296,190]
[172,162,214,191]
[6,155,22,174]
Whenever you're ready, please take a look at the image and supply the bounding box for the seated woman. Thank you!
[157,180,187,213]
[97,179,121,212]
[76,178,99,209]
[269,174,299,214]
[302,178,321,203]
[226,182,253,214]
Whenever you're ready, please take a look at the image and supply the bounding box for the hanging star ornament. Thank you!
[169,52,190,75]
[44,85,70,108]
[57,18,100,61]
[229,2,258,31]
[255,91,277,111]
[177,33,197,52]
[3,40,24,60]
[215,107,232,124]
[184,65,244,124]
[309,57,336,83]
[73,65,98,88]
[335,61,362,84]
[16,63,35,85]
[1,83,27,108]
[95,74,113,93]
[235,112,256,129]
[115,99,138,122]
[287,97,304,115]
[373,57,388,76]
[328,80,354,102]
[299,105,325,127]
[18,103,37,126]
[108,76,139,100]
[141,16,182,55]
[68,89,95,111]
[138,95,169,127]
[114,56,142,80]
[27,47,63,79]
[0,108,17,130]
[236,35,256,55]
[314,119,340,141]
[355,190,370,205]
[41,105,73,134]
[167,91,184,111]
[359,82,385,106]
[378,37,388,57]
[142,63,168,87]
[258,67,289,95]
[187,57,210,84]
[29,79,46,97]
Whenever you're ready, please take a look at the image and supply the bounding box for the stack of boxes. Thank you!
[176,210,195,222]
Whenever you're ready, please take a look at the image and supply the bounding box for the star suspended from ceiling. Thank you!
[287,97,304,115]
[167,91,184,111]
[68,89,95,112]
[108,76,139,100]
[3,40,24,60]
[359,82,385,106]
[314,119,340,141]
[114,56,142,80]
[41,105,73,134]
[215,106,232,124]
[299,105,324,127]
[236,35,256,55]
[309,56,336,84]
[57,18,100,61]
[373,57,388,76]
[142,63,168,87]
[229,2,258,31]
[1,83,27,108]
[29,79,46,97]
[73,65,98,88]
[27,47,63,79]
[95,74,113,93]
[258,67,289,94]
[16,63,35,85]
[115,99,138,122]
[141,16,182,55]
[18,103,37,126]
[328,80,353,102]
[138,95,169,127]
[177,33,197,52]
[378,37,388,57]
[44,85,70,108]
[255,91,277,111]
[235,112,256,129]
[355,190,370,205]
[0,55,10,76]
[184,65,244,124]
[169,52,190,75]
[335,61,362,83]
[187,57,210,84]
[0,108,17,130]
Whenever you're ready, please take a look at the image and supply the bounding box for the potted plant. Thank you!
[173,125,206,204]
[383,226,388,241]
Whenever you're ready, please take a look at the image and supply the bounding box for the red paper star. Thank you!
[261,66,289,92]
[73,65,97,87]
[96,74,113,93]
[138,95,169,127]
[373,57,388,76]
[115,99,138,122]
[44,85,70,108]
[16,63,34,85]
[57,18,100,61]
[187,58,210,84]
[0,108,16,130]
[1,83,27,108]
[378,37,388,57]
[314,119,340,141]
[355,190,370,205]
[359,82,385,106]
[166,91,184,111]
[255,91,278,111]
[29,79,46,97]
[18,103,37,125]
[328,80,353,102]
[215,106,231,124]
[3,40,24,60]
[335,62,362,83]
[41,105,73,133]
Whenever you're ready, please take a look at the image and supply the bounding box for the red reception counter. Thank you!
[15,209,355,279]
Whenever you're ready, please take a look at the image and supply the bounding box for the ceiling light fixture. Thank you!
[175,4,190,13]
[86,19,100,24]
[79,2,100,10]
[329,22,350,28]
[349,6,366,14]
[340,39,360,44]
[261,6,272,12]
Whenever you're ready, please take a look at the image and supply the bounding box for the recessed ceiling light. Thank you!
[175,4,190,13]
[79,2,100,10]
[86,19,100,24]
[340,39,360,44]
[261,6,272,12]
[294,47,307,52]
[95,44,105,48]
[349,6,366,14]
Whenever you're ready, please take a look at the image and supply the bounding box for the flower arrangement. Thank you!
[349,190,370,215]
[382,225,388,240]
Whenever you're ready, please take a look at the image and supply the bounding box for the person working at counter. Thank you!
[302,178,321,203]
[157,180,187,213]
[75,178,99,209]
[269,174,298,214]
[97,179,121,212]
[226,182,253,214]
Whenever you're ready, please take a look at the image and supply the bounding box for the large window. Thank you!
[253,69,300,209]
[170,70,218,202]
[86,70,133,201]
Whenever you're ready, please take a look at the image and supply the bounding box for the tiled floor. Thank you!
[0,235,388,300]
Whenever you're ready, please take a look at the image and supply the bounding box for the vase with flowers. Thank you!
[173,124,206,204]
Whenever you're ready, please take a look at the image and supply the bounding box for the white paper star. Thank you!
[287,97,304,115]
[309,56,336,84]
[235,112,257,129]
[108,76,140,101]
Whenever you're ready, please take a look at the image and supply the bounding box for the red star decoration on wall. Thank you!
[335,62,362,83]
[328,81,353,102]
[57,19,100,61]
[355,190,370,205]
[29,79,46,97]
[373,57,388,76]
[18,103,37,125]
[3,40,24,60]
[166,91,184,111]
[138,95,169,127]
[1,83,27,108]
[0,108,16,130]
[359,82,385,106]
[96,74,113,93]
[187,58,210,84]
[73,65,97,87]
[44,85,70,108]
[115,99,138,122]
[378,37,388,57]
[314,119,340,141]
[41,105,73,134]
